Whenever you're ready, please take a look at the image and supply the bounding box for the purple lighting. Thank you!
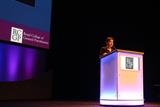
[24,48,36,80]
[7,45,20,81]
[100,52,117,100]
[100,100,144,106]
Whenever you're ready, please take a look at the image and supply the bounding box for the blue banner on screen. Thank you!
[0,0,52,49]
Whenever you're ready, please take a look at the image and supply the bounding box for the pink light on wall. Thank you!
[0,42,47,82]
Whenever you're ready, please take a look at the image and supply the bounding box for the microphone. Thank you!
[112,46,117,52]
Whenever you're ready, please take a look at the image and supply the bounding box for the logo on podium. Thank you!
[126,57,134,69]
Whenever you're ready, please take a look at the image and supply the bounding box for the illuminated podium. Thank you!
[100,49,144,106]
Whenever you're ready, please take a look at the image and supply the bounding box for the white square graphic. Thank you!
[120,56,139,71]
[10,27,23,43]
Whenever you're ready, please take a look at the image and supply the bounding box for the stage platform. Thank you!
[0,101,160,107]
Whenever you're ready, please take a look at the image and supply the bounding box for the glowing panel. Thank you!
[118,52,143,100]
[100,100,144,106]
[100,51,144,106]
[100,52,118,100]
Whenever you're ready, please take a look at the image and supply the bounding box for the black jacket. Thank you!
[99,46,116,58]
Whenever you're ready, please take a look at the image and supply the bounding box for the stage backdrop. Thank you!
[0,0,52,81]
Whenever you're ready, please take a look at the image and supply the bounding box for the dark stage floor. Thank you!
[0,101,160,107]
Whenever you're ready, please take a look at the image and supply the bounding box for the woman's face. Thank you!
[106,39,114,48]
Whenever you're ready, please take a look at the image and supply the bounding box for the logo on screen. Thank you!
[10,27,23,43]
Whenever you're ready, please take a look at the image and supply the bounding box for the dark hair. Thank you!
[105,36,114,43]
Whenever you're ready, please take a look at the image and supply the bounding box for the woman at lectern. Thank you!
[99,36,116,57]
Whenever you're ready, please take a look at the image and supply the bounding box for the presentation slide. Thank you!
[0,0,52,49]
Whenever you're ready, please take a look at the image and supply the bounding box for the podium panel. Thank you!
[100,52,118,100]
[100,49,144,106]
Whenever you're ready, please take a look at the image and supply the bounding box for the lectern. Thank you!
[100,49,144,106]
